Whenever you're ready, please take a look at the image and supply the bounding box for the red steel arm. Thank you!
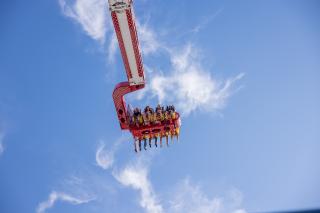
[112,82,144,130]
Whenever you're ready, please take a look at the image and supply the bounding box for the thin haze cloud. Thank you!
[107,31,118,63]
[94,139,163,213]
[95,136,128,170]
[113,165,247,213]
[0,129,5,156]
[190,7,224,34]
[136,21,161,56]
[113,159,164,213]
[168,179,246,213]
[151,45,244,115]
[59,0,108,43]
[36,191,94,213]
[95,138,246,213]
[96,142,114,170]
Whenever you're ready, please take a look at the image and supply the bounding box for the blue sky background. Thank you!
[0,0,320,213]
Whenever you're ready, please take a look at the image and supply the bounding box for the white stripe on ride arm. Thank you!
[117,12,144,85]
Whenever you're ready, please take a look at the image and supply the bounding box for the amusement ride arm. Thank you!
[108,0,145,130]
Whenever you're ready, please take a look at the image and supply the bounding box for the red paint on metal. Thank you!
[112,82,144,130]
[112,12,133,80]
[126,9,144,78]
[130,114,181,140]
[112,81,181,141]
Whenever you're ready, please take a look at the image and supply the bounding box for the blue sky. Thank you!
[0,0,320,213]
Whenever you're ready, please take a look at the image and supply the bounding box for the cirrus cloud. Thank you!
[59,0,108,43]
[0,129,5,156]
[113,159,163,213]
[168,178,246,213]
[141,44,244,115]
[96,142,115,170]
[95,136,129,170]
[95,137,246,213]
[36,191,94,213]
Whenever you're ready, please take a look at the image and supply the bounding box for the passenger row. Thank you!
[128,104,177,127]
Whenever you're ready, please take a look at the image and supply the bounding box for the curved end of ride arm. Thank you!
[112,82,145,130]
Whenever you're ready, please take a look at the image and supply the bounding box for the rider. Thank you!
[138,108,143,126]
[149,107,155,124]
[133,108,139,127]
[155,104,162,124]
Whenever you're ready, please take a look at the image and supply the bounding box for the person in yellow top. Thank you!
[133,108,143,127]
[149,108,155,124]
[160,112,165,123]
[171,110,176,120]
[138,113,143,126]
[143,106,150,126]
[165,111,169,121]
[143,113,149,126]
[154,111,161,124]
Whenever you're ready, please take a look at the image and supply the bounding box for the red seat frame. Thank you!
[113,81,181,141]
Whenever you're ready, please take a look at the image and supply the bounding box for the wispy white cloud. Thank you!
[94,137,163,213]
[93,138,246,213]
[96,142,114,170]
[107,31,118,63]
[136,21,160,56]
[95,136,128,170]
[169,179,221,213]
[168,179,246,213]
[112,156,163,213]
[190,7,224,34]
[111,157,245,213]
[141,44,244,115]
[36,191,94,213]
[59,0,108,43]
[0,143,3,155]
[95,137,158,212]
[0,130,5,156]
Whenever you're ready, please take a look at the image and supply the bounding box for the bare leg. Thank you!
[155,137,158,147]
[144,139,147,150]
[134,140,137,153]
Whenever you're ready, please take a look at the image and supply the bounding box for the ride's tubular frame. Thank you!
[108,0,145,130]
[108,0,181,143]
[109,0,144,86]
